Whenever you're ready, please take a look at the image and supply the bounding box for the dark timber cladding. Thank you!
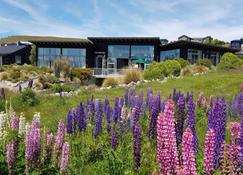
[160,40,240,62]
[31,40,94,67]
[88,37,161,62]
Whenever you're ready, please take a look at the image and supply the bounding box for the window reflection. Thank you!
[160,49,180,61]
[131,46,154,61]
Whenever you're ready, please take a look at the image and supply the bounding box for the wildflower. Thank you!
[204,129,215,175]
[66,110,73,134]
[157,99,179,174]
[111,127,117,148]
[149,98,158,140]
[10,114,19,131]
[54,121,65,156]
[176,94,185,146]
[133,122,142,170]
[60,142,70,174]
[7,142,16,175]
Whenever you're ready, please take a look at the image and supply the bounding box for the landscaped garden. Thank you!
[0,52,243,174]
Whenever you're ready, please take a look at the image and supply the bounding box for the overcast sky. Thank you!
[0,0,242,42]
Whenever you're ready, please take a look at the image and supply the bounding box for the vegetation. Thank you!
[29,44,36,65]
[50,83,77,93]
[144,62,167,80]
[69,67,92,83]
[163,60,181,76]
[217,52,243,70]
[174,57,190,68]
[17,88,39,106]
[180,65,209,76]
[196,59,213,69]
[122,68,142,84]
[102,77,119,87]
[53,58,71,78]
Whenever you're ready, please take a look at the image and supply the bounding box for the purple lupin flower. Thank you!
[146,87,153,108]
[112,97,120,123]
[106,106,112,133]
[157,99,179,174]
[111,127,117,148]
[176,94,185,147]
[104,96,109,113]
[54,121,65,157]
[0,88,5,99]
[119,121,123,141]
[124,88,129,106]
[140,102,146,119]
[182,128,197,175]
[88,97,95,121]
[126,114,131,132]
[220,97,227,143]
[66,110,73,134]
[238,111,243,165]
[133,122,142,170]
[10,114,19,131]
[132,105,140,125]
[7,142,16,175]
[186,94,199,152]
[93,99,103,138]
[129,87,135,107]
[160,99,165,112]
[149,98,158,140]
[156,91,161,111]
[120,96,124,109]
[28,79,33,88]
[60,142,70,174]
[237,93,243,117]
[76,103,86,132]
[18,84,22,93]
[204,129,215,175]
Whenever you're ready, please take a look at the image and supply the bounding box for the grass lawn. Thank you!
[8,70,243,130]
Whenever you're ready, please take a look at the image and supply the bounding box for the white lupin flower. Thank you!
[0,112,7,139]
[120,105,127,122]
[19,113,26,135]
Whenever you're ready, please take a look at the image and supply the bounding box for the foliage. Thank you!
[39,75,59,89]
[8,70,21,80]
[122,68,142,84]
[196,59,213,69]
[163,60,181,76]
[70,68,92,82]
[103,77,119,87]
[54,58,71,78]
[29,44,36,65]
[144,62,167,80]
[217,52,243,70]
[180,65,209,76]
[0,72,9,80]
[17,88,39,106]
[174,57,190,68]
[50,83,77,93]
[210,38,228,46]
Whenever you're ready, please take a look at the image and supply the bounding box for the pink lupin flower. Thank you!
[7,142,16,175]
[157,98,179,175]
[54,121,65,156]
[230,122,240,143]
[60,142,70,174]
[204,129,215,175]
[10,114,19,131]
[182,128,197,175]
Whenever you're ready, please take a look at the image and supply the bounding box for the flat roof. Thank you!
[0,45,26,56]
[88,37,161,42]
[160,40,240,52]
[0,35,92,45]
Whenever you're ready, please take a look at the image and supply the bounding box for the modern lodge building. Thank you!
[0,35,240,76]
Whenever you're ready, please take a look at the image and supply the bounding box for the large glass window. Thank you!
[160,49,180,62]
[62,48,86,67]
[38,48,61,67]
[131,46,154,61]
[210,52,220,65]
[187,49,202,63]
[108,45,129,60]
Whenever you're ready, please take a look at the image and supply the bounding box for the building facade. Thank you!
[231,39,243,56]
[0,35,240,74]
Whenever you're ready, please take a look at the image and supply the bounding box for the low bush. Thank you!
[39,75,59,89]
[54,58,70,78]
[174,57,190,68]
[122,68,142,84]
[163,60,181,76]
[18,88,39,106]
[50,83,76,93]
[196,59,213,69]
[70,68,92,82]
[8,70,21,80]
[103,77,119,87]
[217,52,242,70]
[144,62,167,80]
[0,72,9,80]
[181,65,209,76]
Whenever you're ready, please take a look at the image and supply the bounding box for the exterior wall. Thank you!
[2,46,31,65]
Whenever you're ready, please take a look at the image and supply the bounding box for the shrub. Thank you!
[0,72,9,80]
[163,60,181,76]
[8,70,21,80]
[54,58,70,78]
[18,88,39,106]
[174,57,190,68]
[50,84,76,93]
[218,53,242,70]
[180,65,209,76]
[144,62,167,80]
[122,68,142,84]
[103,77,119,87]
[39,75,59,89]
[33,82,43,90]
[70,68,92,82]
[196,59,213,69]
